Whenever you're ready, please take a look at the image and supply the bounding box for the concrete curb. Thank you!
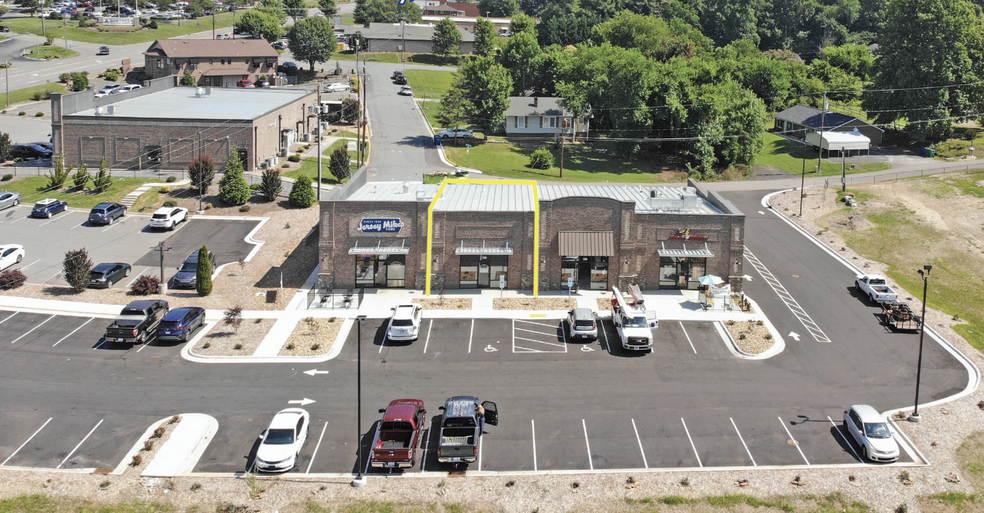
[142,413,219,477]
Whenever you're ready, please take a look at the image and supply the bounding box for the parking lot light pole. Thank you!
[152,242,172,294]
[909,264,932,422]
[351,314,368,487]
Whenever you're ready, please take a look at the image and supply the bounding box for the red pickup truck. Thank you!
[369,399,427,469]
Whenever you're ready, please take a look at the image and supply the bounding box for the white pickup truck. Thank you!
[855,274,898,303]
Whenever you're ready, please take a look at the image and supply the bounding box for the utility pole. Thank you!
[317,85,323,201]
[400,16,406,72]
[359,57,367,167]
[212,11,215,39]
[816,91,826,175]
[559,134,564,178]
[841,146,846,192]
[799,158,805,217]
[152,241,172,294]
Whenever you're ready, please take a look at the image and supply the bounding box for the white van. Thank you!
[118,84,143,93]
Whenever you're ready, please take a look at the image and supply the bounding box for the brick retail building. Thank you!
[318,170,745,293]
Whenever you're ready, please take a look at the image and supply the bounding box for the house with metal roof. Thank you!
[143,38,280,87]
[503,97,587,138]
[319,169,744,293]
[344,23,475,54]
[773,104,884,146]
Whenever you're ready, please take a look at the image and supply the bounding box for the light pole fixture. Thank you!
[351,314,368,487]
[909,265,932,422]
[799,158,806,217]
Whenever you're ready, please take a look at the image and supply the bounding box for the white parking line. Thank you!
[10,314,54,344]
[101,219,126,232]
[467,320,474,353]
[136,339,151,352]
[53,318,94,347]
[828,415,861,461]
[125,269,147,288]
[378,334,386,354]
[744,249,831,343]
[600,320,610,353]
[57,419,103,469]
[730,417,756,466]
[0,311,18,325]
[582,419,593,470]
[422,320,433,353]
[531,419,537,471]
[778,416,810,465]
[18,259,41,270]
[8,216,26,224]
[478,429,483,471]
[305,421,329,474]
[514,327,557,337]
[1,418,53,466]
[93,339,108,350]
[631,418,648,469]
[681,418,702,467]
[680,322,697,354]
[70,222,85,230]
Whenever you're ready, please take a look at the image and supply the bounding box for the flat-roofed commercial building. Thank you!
[319,170,745,293]
[51,77,318,172]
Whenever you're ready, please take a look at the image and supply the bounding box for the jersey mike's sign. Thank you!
[359,218,405,233]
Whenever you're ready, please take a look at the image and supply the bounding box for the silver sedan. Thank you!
[0,191,21,210]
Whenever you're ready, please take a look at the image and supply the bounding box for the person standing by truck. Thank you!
[477,404,486,434]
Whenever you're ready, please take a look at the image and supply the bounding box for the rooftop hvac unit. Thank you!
[265,157,276,168]
[94,106,103,115]
[301,133,311,142]
[205,87,212,95]
[195,87,205,97]
[106,105,116,115]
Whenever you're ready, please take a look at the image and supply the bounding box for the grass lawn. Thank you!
[2,12,235,45]
[2,176,154,209]
[283,140,356,184]
[754,133,890,176]
[331,51,452,67]
[331,130,359,139]
[419,101,441,127]
[1,83,69,110]
[444,138,684,183]
[26,45,78,59]
[403,69,454,99]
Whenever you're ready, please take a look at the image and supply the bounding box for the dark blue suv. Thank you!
[171,250,217,289]
[89,202,127,225]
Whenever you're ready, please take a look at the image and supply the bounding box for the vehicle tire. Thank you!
[14,199,19,206]
[107,279,114,289]
[869,293,875,303]
[108,216,113,225]
[124,268,131,277]
[16,254,22,263]
[168,222,175,231]
[860,445,868,462]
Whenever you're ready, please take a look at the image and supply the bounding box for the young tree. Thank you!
[218,149,250,205]
[329,146,350,181]
[188,155,216,197]
[354,0,421,25]
[92,159,113,192]
[288,174,316,208]
[437,79,469,131]
[70,72,88,92]
[195,245,213,296]
[473,17,498,57]
[180,70,197,86]
[287,16,336,72]
[459,56,513,133]
[16,0,41,16]
[502,30,540,93]
[0,132,11,162]
[432,17,462,61]
[509,13,536,35]
[234,9,283,41]
[318,0,337,18]
[479,0,519,17]
[224,305,244,332]
[72,162,90,190]
[259,0,287,24]
[45,155,70,190]
[260,168,283,201]
[63,248,93,292]
[283,0,307,22]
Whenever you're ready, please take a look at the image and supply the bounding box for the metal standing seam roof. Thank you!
[433,183,535,212]
[343,182,439,202]
[538,185,724,214]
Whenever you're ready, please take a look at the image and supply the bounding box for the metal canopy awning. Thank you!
[348,240,410,255]
[657,242,715,258]
[558,231,615,257]
[455,240,513,255]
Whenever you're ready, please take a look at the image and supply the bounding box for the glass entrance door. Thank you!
[460,255,508,288]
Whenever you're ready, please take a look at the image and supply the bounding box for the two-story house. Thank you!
[143,39,280,88]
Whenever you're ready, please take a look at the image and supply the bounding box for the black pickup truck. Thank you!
[104,300,169,344]
[436,396,498,465]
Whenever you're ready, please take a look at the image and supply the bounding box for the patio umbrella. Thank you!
[698,275,725,286]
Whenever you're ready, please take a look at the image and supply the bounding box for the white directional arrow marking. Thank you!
[758,211,766,215]
[303,369,330,376]
[743,275,753,281]
[288,398,316,406]
[788,332,800,341]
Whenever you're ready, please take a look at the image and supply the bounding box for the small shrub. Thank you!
[529,147,554,169]
[254,318,262,324]
[190,483,202,492]
[239,205,250,212]
[249,183,262,190]
[35,112,44,117]
[310,343,321,350]
[233,343,243,350]
[285,343,295,350]
[165,175,177,183]
[17,111,25,116]
[129,454,142,467]
[738,333,747,340]
[130,275,160,296]
[287,154,301,163]
[204,203,213,210]
[764,333,773,340]
[143,440,154,451]
[0,269,26,290]
[169,415,180,424]
[202,342,211,349]
[163,200,177,207]
[281,163,289,168]
[1,174,11,181]
[100,480,112,488]
[152,427,165,439]
[148,20,158,29]
[679,476,690,487]
[159,185,171,193]
[288,175,316,208]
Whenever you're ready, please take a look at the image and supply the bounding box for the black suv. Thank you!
[12,144,53,160]
[0,26,10,33]
[171,249,217,289]
[395,74,408,85]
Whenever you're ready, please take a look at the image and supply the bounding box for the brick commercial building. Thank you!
[318,170,745,293]
[143,38,281,87]
[51,77,318,172]
[344,23,476,54]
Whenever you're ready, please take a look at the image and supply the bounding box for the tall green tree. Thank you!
[318,0,337,19]
[16,0,41,16]
[473,17,498,57]
[283,0,307,22]
[437,79,470,130]
[92,159,112,192]
[196,245,213,297]
[259,0,288,24]
[63,248,93,292]
[509,13,536,34]
[329,146,351,181]
[864,0,984,141]
[287,16,336,72]
[234,10,283,42]
[219,149,250,206]
[479,0,520,17]
[354,0,421,25]
[592,11,712,61]
[458,56,514,133]
[502,30,541,93]
[0,133,11,162]
[685,81,770,176]
[432,17,462,60]
[72,162,90,190]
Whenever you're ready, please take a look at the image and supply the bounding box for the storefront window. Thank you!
[459,255,508,289]
[562,256,609,290]
[355,255,406,288]
[659,257,707,289]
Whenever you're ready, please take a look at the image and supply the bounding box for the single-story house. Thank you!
[421,1,480,17]
[346,23,475,54]
[143,38,280,88]
[773,104,884,146]
[420,15,512,33]
[502,97,586,138]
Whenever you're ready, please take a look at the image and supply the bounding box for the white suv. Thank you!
[149,206,188,230]
[843,404,900,462]
[387,304,422,341]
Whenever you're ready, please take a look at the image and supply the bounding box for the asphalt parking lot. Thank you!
[0,204,261,286]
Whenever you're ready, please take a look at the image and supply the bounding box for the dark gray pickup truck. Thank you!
[104,300,169,344]
[436,396,498,465]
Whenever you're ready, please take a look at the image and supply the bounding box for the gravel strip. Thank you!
[412,298,473,310]
[279,317,344,356]
[190,319,272,356]
[724,319,774,354]
[494,297,576,310]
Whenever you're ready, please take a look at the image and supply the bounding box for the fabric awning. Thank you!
[657,241,714,258]
[454,240,513,255]
[348,240,410,255]
[558,231,615,256]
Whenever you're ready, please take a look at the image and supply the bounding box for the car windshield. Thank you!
[864,422,892,439]
[90,272,106,278]
[92,209,107,214]
[263,428,295,445]
[179,262,197,272]
[574,320,594,328]
[392,319,413,327]
[152,213,167,219]
[624,316,648,327]
[159,320,181,328]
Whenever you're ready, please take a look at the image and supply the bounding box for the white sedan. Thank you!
[149,206,188,230]
[254,408,310,473]
[437,128,474,139]
[323,82,351,92]
[0,244,25,271]
[386,304,422,341]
